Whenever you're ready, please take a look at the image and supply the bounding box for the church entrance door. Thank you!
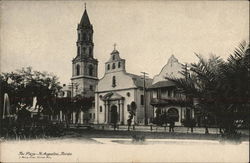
[110,105,118,124]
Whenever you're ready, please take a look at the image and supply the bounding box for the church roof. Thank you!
[148,80,176,89]
[126,73,153,88]
[79,9,91,27]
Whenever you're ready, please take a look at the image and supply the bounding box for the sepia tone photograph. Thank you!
[0,0,249,162]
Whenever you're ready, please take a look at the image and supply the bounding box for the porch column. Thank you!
[121,101,124,124]
[118,100,121,123]
[80,111,84,124]
[60,111,62,122]
[72,112,76,124]
[153,106,155,118]
[180,106,183,121]
[104,101,106,122]
[192,108,195,119]
[107,102,110,123]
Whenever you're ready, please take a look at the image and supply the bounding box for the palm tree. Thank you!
[216,41,250,134]
[167,41,250,135]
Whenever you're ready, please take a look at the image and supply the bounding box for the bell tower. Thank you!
[71,5,98,97]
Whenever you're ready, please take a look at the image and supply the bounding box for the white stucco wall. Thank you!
[153,55,183,84]
[97,71,137,92]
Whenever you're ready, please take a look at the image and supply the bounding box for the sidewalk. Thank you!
[71,124,249,136]
[92,125,220,134]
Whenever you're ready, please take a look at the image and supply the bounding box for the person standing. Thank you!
[169,120,175,132]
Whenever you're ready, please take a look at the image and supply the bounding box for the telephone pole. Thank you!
[141,72,149,125]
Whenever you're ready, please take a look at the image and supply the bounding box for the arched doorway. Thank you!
[110,105,118,124]
[167,108,179,122]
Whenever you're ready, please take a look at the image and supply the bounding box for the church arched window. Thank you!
[83,33,87,41]
[78,33,80,40]
[76,65,80,76]
[77,47,80,55]
[112,63,116,69]
[113,55,115,60]
[118,62,121,68]
[112,76,116,87]
[88,65,93,76]
[89,47,92,57]
[88,34,92,41]
[107,64,110,70]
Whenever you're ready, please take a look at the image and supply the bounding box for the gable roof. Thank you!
[148,80,176,89]
[126,73,153,88]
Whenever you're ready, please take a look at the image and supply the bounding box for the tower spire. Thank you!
[79,3,91,27]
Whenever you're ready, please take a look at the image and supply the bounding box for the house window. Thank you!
[100,106,102,112]
[157,89,161,98]
[76,65,80,76]
[90,85,93,91]
[112,76,116,87]
[168,90,171,97]
[89,113,92,119]
[83,47,86,54]
[88,65,93,76]
[107,64,110,70]
[93,113,95,119]
[140,95,144,105]
[173,90,176,97]
[118,62,121,68]
[112,63,116,69]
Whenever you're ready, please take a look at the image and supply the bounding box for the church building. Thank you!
[94,47,153,125]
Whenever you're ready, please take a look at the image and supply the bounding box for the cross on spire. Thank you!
[113,43,117,50]
[84,3,86,10]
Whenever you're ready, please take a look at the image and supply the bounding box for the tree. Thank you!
[56,97,72,128]
[72,95,94,125]
[167,41,250,136]
[216,41,250,134]
[0,67,62,118]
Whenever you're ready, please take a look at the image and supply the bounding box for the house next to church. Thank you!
[94,48,153,125]
[149,55,194,126]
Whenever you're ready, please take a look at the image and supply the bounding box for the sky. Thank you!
[1,1,249,84]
